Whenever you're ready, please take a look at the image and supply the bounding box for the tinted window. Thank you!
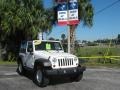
[27,42,33,52]
[20,41,27,53]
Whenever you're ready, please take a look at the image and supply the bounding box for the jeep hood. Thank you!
[34,51,76,60]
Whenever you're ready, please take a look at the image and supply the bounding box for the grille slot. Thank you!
[58,58,74,67]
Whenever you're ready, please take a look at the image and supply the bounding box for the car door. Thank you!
[25,41,34,68]
[19,41,27,66]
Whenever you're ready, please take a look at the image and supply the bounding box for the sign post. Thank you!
[67,0,70,53]
[57,0,79,53]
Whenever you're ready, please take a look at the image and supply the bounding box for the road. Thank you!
[0,65,120,90]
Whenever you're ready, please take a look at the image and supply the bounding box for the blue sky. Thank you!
[43,0,120,41]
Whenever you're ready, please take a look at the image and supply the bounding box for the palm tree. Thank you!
[0,0,53,60]
[0,0,53,40]
[54,0,94,54]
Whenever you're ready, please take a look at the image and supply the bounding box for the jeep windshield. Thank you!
[35,41,63,51]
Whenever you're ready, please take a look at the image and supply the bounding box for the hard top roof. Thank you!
[34,40,60,42]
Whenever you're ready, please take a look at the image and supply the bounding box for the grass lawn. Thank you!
[76,46,120,68]
[0,60,17,65]
[76,46,120,57]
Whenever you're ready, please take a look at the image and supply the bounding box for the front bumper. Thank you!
[44,66,86,76]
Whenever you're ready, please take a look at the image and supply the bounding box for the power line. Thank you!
[96,0,120,15]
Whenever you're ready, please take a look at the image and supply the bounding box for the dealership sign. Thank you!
[68,0,79,25]
[57,0,79,25]
[57,3,68,25]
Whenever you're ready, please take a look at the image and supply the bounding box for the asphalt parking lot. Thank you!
[0,65,120,90]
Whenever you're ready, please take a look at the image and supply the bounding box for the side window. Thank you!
[27,42,33,52]
[20,41,27,53]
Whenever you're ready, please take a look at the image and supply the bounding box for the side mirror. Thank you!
[30,52,33,55]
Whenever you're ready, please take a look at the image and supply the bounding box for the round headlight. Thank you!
[52,58,57,63]
[74,57,78,62]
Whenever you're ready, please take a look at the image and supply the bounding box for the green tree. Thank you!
[1,0,53,39]
[61,33,66,43]
[117,34,120,44]
[0,0,53,60]
[70,0,94,54]
[54,0,94,54]
[49,37,55,40]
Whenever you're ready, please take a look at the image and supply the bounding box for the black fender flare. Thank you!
[34,58,51,70]
[17,56,22,64]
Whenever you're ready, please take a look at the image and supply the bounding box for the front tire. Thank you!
[34,68,49,87]
[75,73,83,82]
[70,72,83,82]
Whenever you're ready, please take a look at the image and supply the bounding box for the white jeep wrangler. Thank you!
[17,40,85,87]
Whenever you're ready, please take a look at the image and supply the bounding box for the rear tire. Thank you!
[34,68,49,87]
[17,61,25,75]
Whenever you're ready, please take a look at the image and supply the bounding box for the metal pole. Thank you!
[68,25,70,53]
[67,0,70,53]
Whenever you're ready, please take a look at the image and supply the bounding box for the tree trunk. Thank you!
[70,25,77,54]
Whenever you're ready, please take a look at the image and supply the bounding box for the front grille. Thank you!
[58,58,74,66]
